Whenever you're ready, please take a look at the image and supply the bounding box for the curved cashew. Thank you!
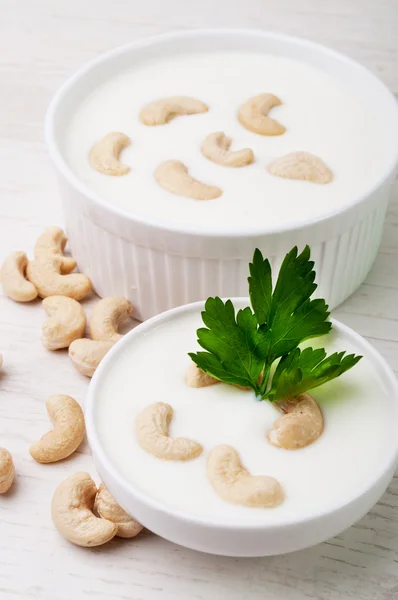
[238,93,285,136]
[51,472,118,547]
[90,296,133,344]
[185,363,219,388]
[0,448,15,494]
[42,296,86,350]
[1,251,38,302]
[89,132,131,176]
[26,257,92,301]
[267,393,324,450]
[155,160,222,200]
[34,227,76,274]
[140,96,208,126]
[267,151,333,184]
[207,445,284,508]
[29,395,85,463]
[69,339,114,377]
[201,132,254,167]
[136,402,203,461]
[95,484,143,538]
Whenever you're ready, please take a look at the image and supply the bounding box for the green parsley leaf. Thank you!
[189,298,265,393]
[264,347,362,402]
[189,246,362,402]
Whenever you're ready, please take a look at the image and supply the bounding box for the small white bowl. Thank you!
[86,299,398,557]
[46,29,398,319]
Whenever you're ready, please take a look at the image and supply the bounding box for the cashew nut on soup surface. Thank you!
[29,395,85,464]
[136,402,203,461]
[0,448,15,494]
[201,131,254,167]
[155,160,222,200]
[69,339,114,377]
[1,251,38,302]
[140,96,208,125]
[267,151,333,184]
[267,393,324,450]
[207,445,284,508]
[238,93,285,136]
[51,472,118,547]
[34,226,77,274]
[185,362,219,388]
[89,132,131,176]
[26,256,92,301]
[41,296,86,350]
[90,296,134,344]
[95,484,143,538]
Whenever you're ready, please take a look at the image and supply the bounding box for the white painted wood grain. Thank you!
[1,1,398,598]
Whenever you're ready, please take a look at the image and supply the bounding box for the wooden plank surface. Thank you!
[0,1,398,598]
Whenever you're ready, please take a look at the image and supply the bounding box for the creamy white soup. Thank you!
[95,304,395,526]
[63,51,392,233]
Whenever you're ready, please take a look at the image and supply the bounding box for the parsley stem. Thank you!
[259,363,271,398]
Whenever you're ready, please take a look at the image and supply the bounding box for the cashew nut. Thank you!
[26,257,92,301]
[207,445,284,508]
[201,131,254,167]
[94,484,143,538]
[140,96,208,126]
[238,93,285,136]
[136,402,203,461]
[1,251,38,302]
[267,151,333,184]
[51,472,118,547]
[69,339,114,377]
[42,296,86,350]
[29,395,85,463]
[89,132,131,176]
[267,393,324,450]
[34,227,77,274]
[90,296,133,344]
[0,354,2,369]
[185,362,219,388]
[155,160,222,200]
[0,448,15,494]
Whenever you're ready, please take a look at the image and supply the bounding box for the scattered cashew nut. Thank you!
[267,393,324,450]
[89,132,131,176]
[90,296,133,344]
[267,151,333,184]
[34,227,76,274]
[201,131,254,167]
[155,160,222,200]
[185,363,219,388]
[26,256,92,301]
[69,339,114,377]
[95,484,143,538]
[51,472,118,546]
[42,296,86,350]
[207,445,284,508]
[1,251,38,302]
[0,448,15,494]
[136,402,203,461]
[140,96,208,126]
[238,93,285,136]
[29,395,85,463]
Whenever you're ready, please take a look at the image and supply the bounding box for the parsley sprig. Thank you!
[189,246,361,401]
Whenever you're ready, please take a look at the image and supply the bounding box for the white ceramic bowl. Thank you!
[86,299,398,557]
[46,30,398,320]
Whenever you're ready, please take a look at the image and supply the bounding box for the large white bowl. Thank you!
[46,30,398,320]
[86,299,398,557]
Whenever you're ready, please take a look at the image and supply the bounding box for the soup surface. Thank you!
[95,304,396,525]
[64,51,391,233]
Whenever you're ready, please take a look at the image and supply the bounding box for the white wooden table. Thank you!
[1,1,398,598]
